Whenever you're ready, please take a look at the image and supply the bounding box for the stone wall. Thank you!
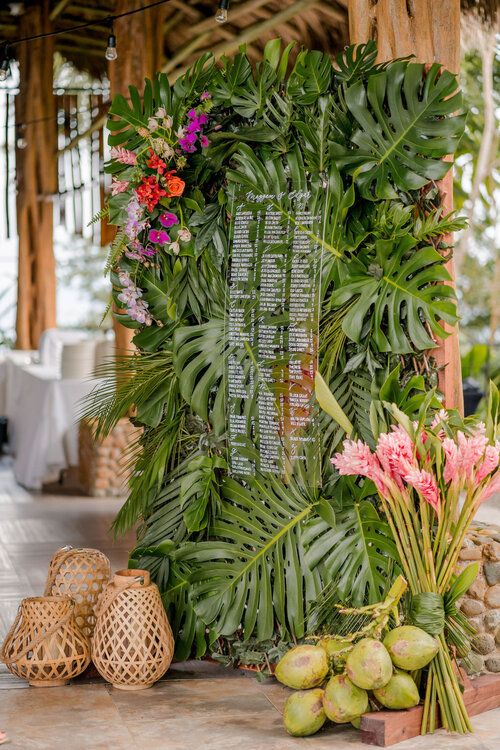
[459,523,500,674]
[78,418,142,497]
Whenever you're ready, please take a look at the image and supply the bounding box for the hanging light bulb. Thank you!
[16,136,27,149]
[215,0,229,24]
[105,25,118,61]
[0,45,10,81]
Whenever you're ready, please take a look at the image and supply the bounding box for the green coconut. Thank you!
[323,674,369,723]
[373,670,420,710]
[318,637,351,662]
[346,638,393,690]
[383,626,439,671]
[275,645,329,690]
[283,689,326,737]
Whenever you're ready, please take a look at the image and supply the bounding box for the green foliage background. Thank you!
[84,41,466,660]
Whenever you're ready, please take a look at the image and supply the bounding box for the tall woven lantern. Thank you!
[44,546,111,638]
[92,569,174,690]
[1,595,91,687]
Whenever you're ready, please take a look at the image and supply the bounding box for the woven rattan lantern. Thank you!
[92,569,174,690]
[44,546,111,639]
[1,595,91,687]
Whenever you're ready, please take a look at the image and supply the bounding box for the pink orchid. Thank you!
[111,179,129,196]
[404,467,441,513]
[159,212,178,228]
[110,146,137,165]
[149,229,170,245]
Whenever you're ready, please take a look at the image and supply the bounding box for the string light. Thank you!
[16,0,171,43]
[105,23,117,62]
[215,0,229,24]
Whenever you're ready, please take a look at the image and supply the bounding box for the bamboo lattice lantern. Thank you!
[44,546,111,639]
[92,569,174,690]
[1,595,90,687]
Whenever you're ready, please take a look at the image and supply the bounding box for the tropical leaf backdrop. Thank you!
[83,40,466,660]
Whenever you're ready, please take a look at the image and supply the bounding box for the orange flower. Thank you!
[166,175,185,197]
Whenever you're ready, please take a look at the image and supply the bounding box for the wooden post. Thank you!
[348,0,463,411]
[107,0,167,357]
[15,0,57,350]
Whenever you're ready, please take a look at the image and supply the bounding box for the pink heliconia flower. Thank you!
[404,467,441,514]
[332,439,389,498]
[111,179,129,196]
[375,426,416,488]
[431,409,448,430]
[476,444,500,483]
[110,146,137,165]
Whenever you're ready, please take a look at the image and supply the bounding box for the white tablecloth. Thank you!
[5,362,99,490]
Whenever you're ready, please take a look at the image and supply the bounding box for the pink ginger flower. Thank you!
[110,146,137,165]
[457,425,489,481]
[375,426,416,488]
[479,472,500,504]
[111,179,129,196]
[476,443,500,483]
[332,439,388,498]
[442,437,459,484]
[404,467,441,514]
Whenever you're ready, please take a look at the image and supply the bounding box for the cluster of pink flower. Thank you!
[117,270,152,326]
[333,420,500,513]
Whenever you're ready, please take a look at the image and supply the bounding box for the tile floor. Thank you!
[1,458,500,750]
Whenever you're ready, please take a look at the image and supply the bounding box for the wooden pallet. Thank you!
[360,673,500,746]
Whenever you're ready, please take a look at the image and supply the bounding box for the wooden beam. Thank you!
[108,0,168,357]
[49,0,72,21]
[348,0,463,412]
[167,0,321,80]
[15,0,57,350]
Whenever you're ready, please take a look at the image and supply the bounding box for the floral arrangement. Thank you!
[332,390,500,734]
[107,94,213,326]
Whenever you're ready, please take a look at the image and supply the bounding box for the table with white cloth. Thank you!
[5,362,99,490]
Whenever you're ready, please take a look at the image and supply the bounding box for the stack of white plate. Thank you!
[61,341,97,380]
[94,338,115,372]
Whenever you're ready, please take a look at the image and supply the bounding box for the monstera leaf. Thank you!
[333,41,378,84]
[176,474,322,641]
[173,318,228,427]
[330,235,458,353]
[333,61,465,199]
[304,499,398,605]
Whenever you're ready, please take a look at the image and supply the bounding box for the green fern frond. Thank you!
[88,206,109,227]
[104,230,127,276]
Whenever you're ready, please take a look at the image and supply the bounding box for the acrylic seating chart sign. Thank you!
[226,185,325,483]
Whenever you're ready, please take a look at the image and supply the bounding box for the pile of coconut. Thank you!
[275,626,438,736]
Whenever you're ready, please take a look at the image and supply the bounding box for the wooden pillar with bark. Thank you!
[348,0,463,412]
[15,0,57,350]
[108,0,167,356]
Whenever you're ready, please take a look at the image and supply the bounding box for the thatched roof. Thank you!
[0,1,497,81]
[0,0,349,80]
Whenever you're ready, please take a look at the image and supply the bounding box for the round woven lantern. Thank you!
[1,595,91,687]
[92,569,174,690]
[44,546,111,639]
